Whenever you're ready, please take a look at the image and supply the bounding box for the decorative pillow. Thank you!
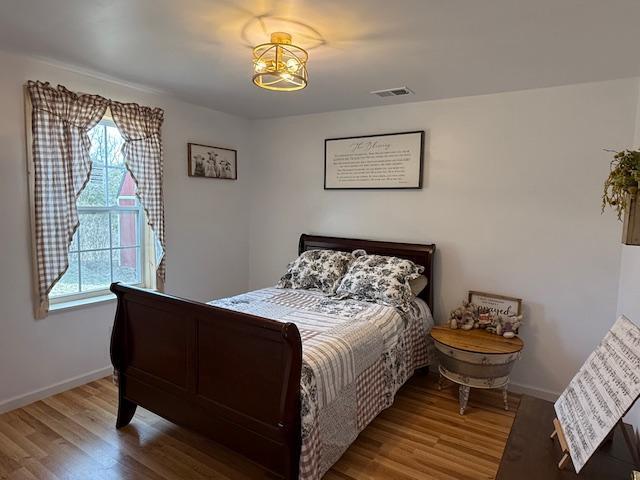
[335,255,424,307]
[409,275,428,296]
[276,249,356,294]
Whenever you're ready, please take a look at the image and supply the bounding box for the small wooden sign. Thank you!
[468,291,523,317]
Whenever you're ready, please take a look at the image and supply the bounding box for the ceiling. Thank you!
[1,0,639,119]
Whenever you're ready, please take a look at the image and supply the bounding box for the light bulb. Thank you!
[286,58,300,72]
[255,60,267,72]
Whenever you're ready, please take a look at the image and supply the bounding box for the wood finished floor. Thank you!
[0,375,519,480]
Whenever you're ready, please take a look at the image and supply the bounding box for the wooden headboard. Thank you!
[298,234,436,314]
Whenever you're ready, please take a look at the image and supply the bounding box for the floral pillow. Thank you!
[335,254,424,307]
[276,249,357,294]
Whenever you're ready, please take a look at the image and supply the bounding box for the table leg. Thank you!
[459,385,470,415]
[438,372,446,390]
[503,384,509,411]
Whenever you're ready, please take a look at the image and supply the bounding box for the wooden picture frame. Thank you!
[468,291,523,317]
[324,131,425,190]
[187,143,237,180]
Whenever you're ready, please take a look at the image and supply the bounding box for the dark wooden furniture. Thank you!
[110,234,435,479]
[497,395,638,479]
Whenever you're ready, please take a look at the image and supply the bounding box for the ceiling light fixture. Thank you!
[252,32,308,92]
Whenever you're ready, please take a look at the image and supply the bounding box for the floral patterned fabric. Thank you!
[335,254,424,308]
[277,249,356,294]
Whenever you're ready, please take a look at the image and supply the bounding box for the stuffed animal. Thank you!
[449,301,482,330]
[485,313,524,338]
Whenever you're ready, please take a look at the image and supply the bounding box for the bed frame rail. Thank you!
[109,283,302,479]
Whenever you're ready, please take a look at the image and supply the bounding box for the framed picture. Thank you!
[468,291,523,317]
[188,143,237,180]
[324,131,425,190]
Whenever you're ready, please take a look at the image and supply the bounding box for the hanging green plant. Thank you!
[602,149,640,220]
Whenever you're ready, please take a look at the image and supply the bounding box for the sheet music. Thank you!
[554,315,640,473]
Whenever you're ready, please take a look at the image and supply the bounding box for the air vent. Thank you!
[370,86,414,98]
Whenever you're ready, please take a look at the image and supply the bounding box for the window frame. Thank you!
[47,116,148,305]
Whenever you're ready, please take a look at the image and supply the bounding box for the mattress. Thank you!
[209,287,434,480]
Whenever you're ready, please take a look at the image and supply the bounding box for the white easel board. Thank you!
[554,315,640,473]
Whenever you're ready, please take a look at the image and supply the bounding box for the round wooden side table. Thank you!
[430,326,524,415]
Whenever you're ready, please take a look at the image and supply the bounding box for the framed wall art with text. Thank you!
[324,131,425,190]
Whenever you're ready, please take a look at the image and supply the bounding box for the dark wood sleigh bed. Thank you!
[109,234,435,479]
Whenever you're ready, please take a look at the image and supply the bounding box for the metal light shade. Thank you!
[253,32,308,91]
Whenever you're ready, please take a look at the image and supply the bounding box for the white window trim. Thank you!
[49,292,117,313]
[25,98,152,312]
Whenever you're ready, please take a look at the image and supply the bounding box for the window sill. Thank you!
[49,293,117,313]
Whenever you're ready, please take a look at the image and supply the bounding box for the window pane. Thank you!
[88,125,106,166]
[107,168,138,206]
[106,124,124,166]
[80,250,111,292]
[79,212,110,250]
[112,247,140,284]
[77,165,107,207]
[111,212,139,248]
[50,253,79,297]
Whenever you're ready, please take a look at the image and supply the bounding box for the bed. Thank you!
[110,234,436,479]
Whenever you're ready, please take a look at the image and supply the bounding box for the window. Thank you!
[50,119,145,302]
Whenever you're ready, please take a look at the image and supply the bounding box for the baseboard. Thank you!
[0,367,563,414]
[509,381,559,402]
[0,366,112,414]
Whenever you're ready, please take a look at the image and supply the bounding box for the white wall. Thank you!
[618,79,640,433]
[248,79,639,398]
[0,50,252,411]
[2,46,639,415]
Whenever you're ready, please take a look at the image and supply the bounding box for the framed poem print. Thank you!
[468,291,523,317]
[188,143,237,180]
[324,131,425,190]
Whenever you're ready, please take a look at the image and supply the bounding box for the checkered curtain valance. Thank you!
[27,81,166,318]
[109,101,166,291]
[27,81,110,318]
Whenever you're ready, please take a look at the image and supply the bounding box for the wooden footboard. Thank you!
[109,283,303,479]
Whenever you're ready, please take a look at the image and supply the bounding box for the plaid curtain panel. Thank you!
[27,81,110,318]
[109,101,166,289]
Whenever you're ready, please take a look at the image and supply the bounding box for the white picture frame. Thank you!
[468,291,523,317]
